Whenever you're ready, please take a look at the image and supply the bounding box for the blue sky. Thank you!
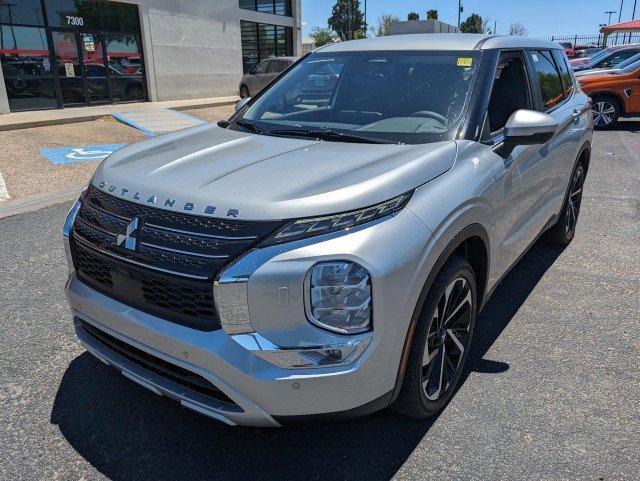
[301,0,639,38]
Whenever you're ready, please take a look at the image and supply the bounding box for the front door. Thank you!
[630,69,640,113]
[480,51,552,287]
[51,29,109,106]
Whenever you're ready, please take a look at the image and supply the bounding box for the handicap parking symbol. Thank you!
[40,143,128,165]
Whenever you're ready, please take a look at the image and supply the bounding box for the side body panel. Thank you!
[406,141,499,293]
[631,74,640,113]
[479,140,549,288]
[544,91,592,217]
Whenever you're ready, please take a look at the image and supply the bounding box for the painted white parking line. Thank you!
[0,171,9,202]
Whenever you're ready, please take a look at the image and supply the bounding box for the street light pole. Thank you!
[605,10,617,24]
[619,0,624,22]
[458,1,462,28]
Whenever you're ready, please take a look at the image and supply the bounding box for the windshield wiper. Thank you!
[233,118,264,134]
[265,128,394,144]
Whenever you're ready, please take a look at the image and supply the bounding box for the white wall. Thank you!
[143,0,302,101]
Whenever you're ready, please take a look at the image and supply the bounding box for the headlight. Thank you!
[305,261,371,334]
[261,192,412,246]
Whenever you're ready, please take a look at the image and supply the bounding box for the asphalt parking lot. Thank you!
[1,126,639,480]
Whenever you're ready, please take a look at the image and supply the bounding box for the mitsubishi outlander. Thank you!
[63,34,593,426]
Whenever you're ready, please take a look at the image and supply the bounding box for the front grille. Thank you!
[71,185,283,330]
[80,319,241,410]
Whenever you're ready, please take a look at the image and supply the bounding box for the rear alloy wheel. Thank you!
[393,256,476,418]
[592,98,620,128]
[544,162,586,245]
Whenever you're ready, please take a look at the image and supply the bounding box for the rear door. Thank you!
[527,49,588,219]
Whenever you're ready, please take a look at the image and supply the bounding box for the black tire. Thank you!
[240,85,250,98]
[591,95,621,129]
[392,255,477,419]
[544,162,586,246]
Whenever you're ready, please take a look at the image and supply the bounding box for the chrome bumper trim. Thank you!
[230,331,372,369]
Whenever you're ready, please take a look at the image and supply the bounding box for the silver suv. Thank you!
[63,34,592,426]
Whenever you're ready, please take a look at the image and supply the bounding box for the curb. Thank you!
[0,183,86,220]
[0,171,9,202]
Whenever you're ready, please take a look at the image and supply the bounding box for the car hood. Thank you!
[92,123,458,220]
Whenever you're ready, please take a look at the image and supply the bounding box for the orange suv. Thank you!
[578,61,640,127]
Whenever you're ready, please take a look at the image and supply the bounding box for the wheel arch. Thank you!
[390,223,490,404]
[576,141,591,173]
[589,91,626,114]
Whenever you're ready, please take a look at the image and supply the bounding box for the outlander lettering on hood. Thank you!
[96,181,241,218]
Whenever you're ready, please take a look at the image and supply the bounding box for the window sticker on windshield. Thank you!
[457,57,473,67]
[532,53,539,62]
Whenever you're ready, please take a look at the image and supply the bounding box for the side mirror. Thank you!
[235,97,251,112]
[248,67,257,75]
[498,109,558,156]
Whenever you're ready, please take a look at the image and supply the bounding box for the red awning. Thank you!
[600,19,640,33]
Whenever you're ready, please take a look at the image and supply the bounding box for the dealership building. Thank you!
[0,0,302,115]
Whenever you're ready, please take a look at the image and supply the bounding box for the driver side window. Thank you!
[485,52,530,136]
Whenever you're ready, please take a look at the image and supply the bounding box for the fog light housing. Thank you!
[305,261,371,334]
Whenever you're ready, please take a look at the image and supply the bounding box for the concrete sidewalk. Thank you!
[0,95,238,132]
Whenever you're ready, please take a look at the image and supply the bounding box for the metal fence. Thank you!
[542,33,640,47]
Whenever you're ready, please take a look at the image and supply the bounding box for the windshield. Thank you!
[588,49,612,64]
[237,50,480,144]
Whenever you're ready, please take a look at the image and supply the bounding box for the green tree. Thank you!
[371,12,400,37]
[310,27,335,47]
[460,13,484,33]
[328,0,366,41]
[426,9,438,20]
[408,11,419,21]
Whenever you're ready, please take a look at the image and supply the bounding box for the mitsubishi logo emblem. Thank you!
[116,218,141,251]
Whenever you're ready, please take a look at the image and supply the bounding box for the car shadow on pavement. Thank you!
[50,241,564,481]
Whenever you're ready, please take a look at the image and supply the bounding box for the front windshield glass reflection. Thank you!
[239,50,480,144]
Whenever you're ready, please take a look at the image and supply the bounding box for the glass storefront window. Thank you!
[1,0,147,111]
[0,0,45,26]
[102,2,140,34]
[240,0,292,17]
[241,20,292,73]
[1,25,57,111]
[45,0,102,30]
[106,33,145,102]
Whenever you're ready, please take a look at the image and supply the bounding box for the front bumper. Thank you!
[63,206,433,426]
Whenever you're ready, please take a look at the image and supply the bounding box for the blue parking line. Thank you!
[168,108,209,125]
[111,112,156,137]
[40,143,128,165]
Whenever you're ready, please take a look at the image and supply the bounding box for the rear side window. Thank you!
[529,50,564,110]
[552,50,575,98]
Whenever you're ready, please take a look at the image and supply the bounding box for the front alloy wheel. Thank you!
[393,256,477,418]
[592,99,618,128]
[423,277,473,401]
